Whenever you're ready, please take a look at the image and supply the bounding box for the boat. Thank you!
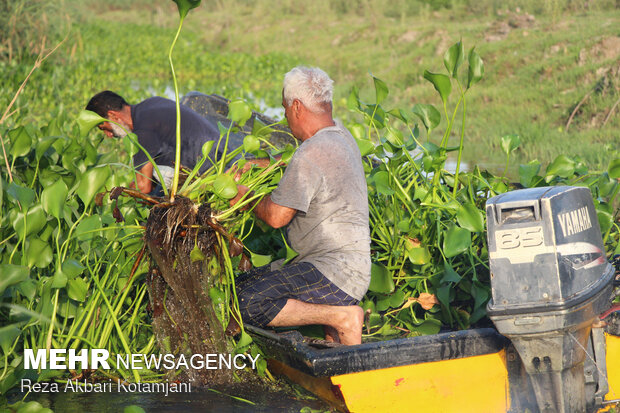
[247,321,619,412]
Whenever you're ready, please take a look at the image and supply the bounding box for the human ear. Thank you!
[106,111,118,122]
[292,99,303,118]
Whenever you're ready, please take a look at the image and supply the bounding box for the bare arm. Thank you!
[253,194,297,228]
[134,163,154,194]
[230,185,296,229]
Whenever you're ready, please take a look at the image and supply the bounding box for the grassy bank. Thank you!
[1,0,619,175]
[184,1,620,175]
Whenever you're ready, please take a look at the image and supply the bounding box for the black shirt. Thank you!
[131,97,222,173]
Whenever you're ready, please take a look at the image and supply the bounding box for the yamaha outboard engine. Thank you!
[486,186,615,412]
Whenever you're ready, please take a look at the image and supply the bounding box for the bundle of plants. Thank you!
[75,93,299,387]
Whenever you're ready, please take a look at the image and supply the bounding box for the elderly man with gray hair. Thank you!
[230,66,370,345]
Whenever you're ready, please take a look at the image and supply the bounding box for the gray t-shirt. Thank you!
[270,124,371,300]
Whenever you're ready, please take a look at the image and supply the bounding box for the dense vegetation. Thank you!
[1,0,619,409]
[2,0,619,172]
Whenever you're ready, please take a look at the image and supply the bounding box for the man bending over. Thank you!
[86,91,222,195]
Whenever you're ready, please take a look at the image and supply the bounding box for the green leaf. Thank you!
[372,75,388,105]
[436,285,451,308]
[412,104,441,132]
[423,71,451,105]
[251,118,273,138]
[443,41,465,78]
[12,204,46,238]
[76,110,106,138]
[0,264,29,296]
[413,185,428,201]
[519,160,541,187]
[545,155,575,179]
[123,406,146,413]
[411,319,441,336]
[249,251,272,267]
[41,179,68,219]
[212,174,238,200]
[8,126,32,159]
[62,259,85,280]
[407,247,431,265]
[456,202,484,232]
[367,312,383,328]
[190,245,206,262]
[228,99,252,127]
[608,158,620,179]
[235,331,253,349]
[243,135,261,153]
[172,0,201,19]
[75,215,102,241]
[596,205,613,234]
[201,140,215,158]
[442,225,471,258]
[472,282,489,310]
[354,137,375,157]
[6,182,35,209]
[389,289,406,308]
[596,173,616,198]
[441,261,462,283]
[376,295,392,312]
[348,123,365,140]
[67,278,88,302]
[122,135,139,157]
[396,219,410,233]
[51,270,68,289]
[347,86,361,111]
[364,103,386,129]
[26,239,53,268]
[467,47,484,88]
[43,117,62,136]
[209,287,225,308]
[0,325,21,354]
[372,171,395,196]
[283,245,298,265]
[369,262,394,293]
[384,126,404,146]
[76,165,111,207]
[35,136,59,160]
[500,134,521,155]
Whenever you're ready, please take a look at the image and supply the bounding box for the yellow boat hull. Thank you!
[250,326,620,412]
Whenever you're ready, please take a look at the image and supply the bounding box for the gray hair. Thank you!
[283,66,334,113]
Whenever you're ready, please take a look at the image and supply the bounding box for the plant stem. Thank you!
[453,85,467,197]
[169,16,185,201]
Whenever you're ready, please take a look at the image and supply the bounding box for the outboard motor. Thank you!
[486,186,616,412]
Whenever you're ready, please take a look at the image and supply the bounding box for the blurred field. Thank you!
[1,0,618,175]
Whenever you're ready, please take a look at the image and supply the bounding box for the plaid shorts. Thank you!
[235,262,358,328]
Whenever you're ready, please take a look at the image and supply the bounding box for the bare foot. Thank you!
[330,305,364,345]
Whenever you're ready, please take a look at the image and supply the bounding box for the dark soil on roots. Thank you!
[144,197,233,386]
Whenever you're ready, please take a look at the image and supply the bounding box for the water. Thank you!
[8,383,331,412]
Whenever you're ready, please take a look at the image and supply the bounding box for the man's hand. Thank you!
[228,157,283,181]
[229,184,251,208]
[228,159,269,182]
